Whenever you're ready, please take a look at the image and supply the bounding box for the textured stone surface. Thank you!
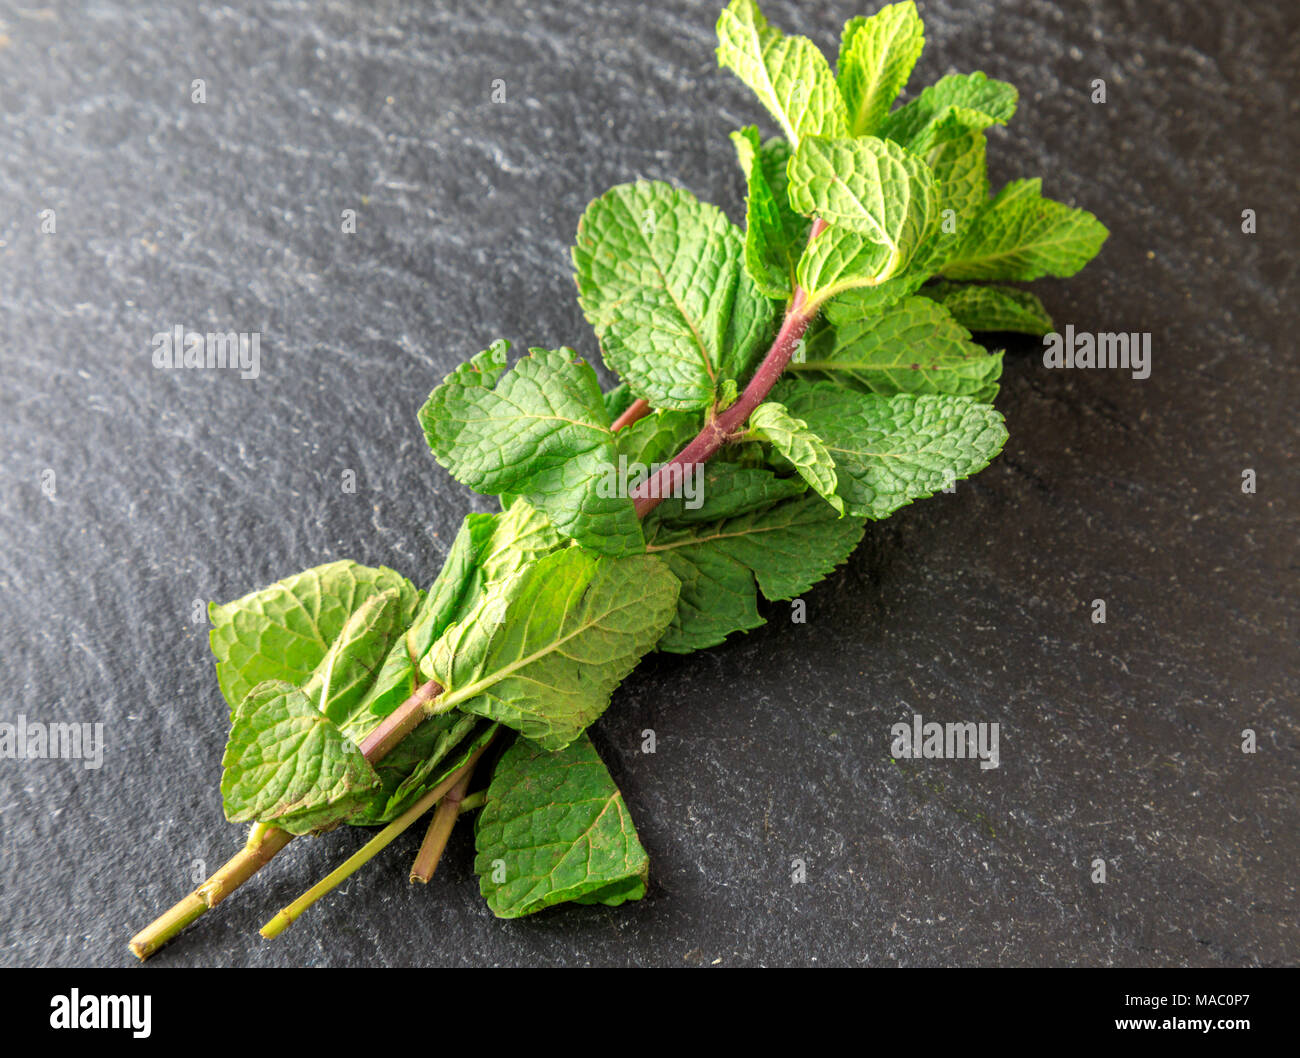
[0,0,1294,967]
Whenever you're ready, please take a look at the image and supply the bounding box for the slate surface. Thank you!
[0,0,1295,968]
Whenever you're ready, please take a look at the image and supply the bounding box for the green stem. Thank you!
[457,790,485,812]
[129,822,294,960]
[260,740,492,939]
[409,762,477,884]
[129,678,444,961]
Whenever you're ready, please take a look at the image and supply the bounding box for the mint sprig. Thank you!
[130,0,1107,960]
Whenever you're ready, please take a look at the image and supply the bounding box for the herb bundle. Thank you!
[130,0,1106,959]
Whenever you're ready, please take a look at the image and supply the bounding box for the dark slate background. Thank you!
[0,0,1295,968]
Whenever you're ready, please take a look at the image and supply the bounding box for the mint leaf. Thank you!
[345,713,478,824]
[364,718,497,824]
[301,588,407,726]
[797,224,932,316]
[924,281,1054,335]
[788,136,938,260]
[350,501,569,732]
[879,71,1018,145]
[573,181,774,410]
[940,178,1109,281]
[475,734,649,917]
[477,499,566,585]
[723,269,780,387]
[407,513,502,646]
[419,341,641,556]
[221,681,381,834]
[715,0,847,149]
[603,382,636,421]
[351,500,570,735]
[790,139,935,298]
[653,462,805,525]
[417,513,500,631]
[424,549,680,751]
[774,381,1008,519]
[791,295,1003,401]
[748,401,843,515]
[836,1,925,136]
[209,561,420,715]
[345,513,501,728]
[731,127,810,299]
[615,409,701,467]
[904,106,995,269]
[646,494,865,653]
[716,377,739,412]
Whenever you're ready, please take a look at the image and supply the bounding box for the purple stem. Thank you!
[631,219,826,519]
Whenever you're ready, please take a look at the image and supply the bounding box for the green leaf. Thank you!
[785,136,941,306]
[716,377,739,412]
[209,561,420,715]
[652,461,805,525]
[715,0,847,150]
[418,341,642,556]
[836,1,925,136]
[353,501,568,733]
[602,382,636,421]
[723,271,780,387]
[344,513,501,729]
[615,409,701,467]
[339,502,569,814]
[731,127,810,299]
[365,718,497,824]
[923,281,1054,335]
[789,136,938,292]
[220,681,381,834]
[645,494,865,653]
[789,295,1003,401]
[572,181,774,410]
[903,105,995,269]
[475,734,649,917]
[940,178,1109,281]
[879,71,1018,145]
[344,642,419,731]
[346,713,477,824]
[350,500,569,732]
[773,381,1009,519]
[747,401,843,514]
[797,223,932,315]
[411,513,501,642]
[477,498,567,585]
[423,549,680,751]
[301,588,407,725]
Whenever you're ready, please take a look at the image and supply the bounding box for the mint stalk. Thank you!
[130,0,1106,960]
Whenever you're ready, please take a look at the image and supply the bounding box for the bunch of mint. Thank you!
[131,0,1106,959]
